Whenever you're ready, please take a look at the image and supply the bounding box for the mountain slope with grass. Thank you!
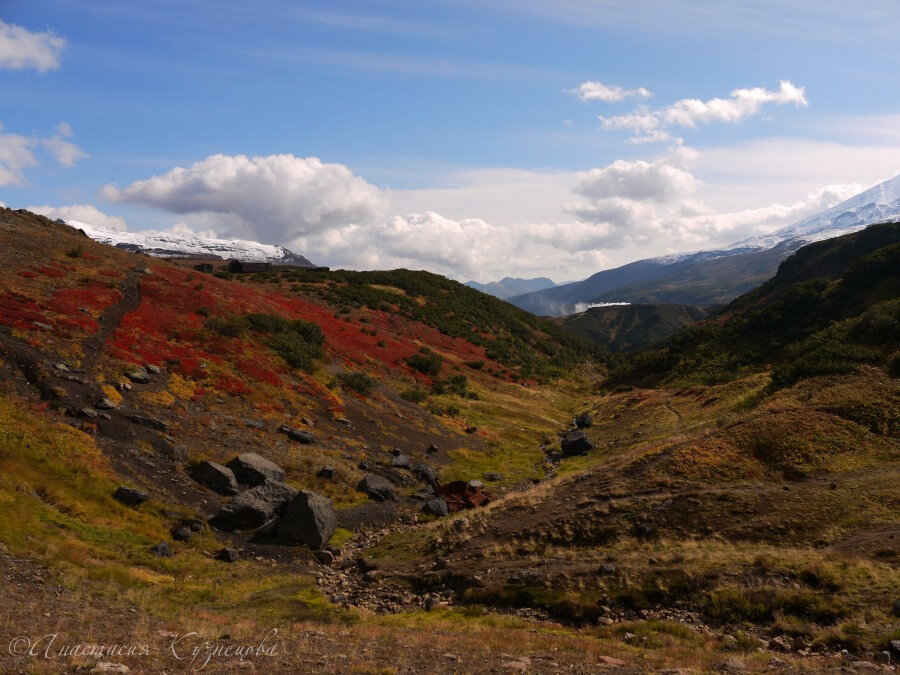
[556,303,708,352]
[0,207,897,672]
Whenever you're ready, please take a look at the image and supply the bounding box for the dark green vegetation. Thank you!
[613,223,900,387]
[205,311,325,372]
[272,267,607,380]
[557,303,707,352]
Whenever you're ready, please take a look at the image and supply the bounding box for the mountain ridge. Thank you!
[510,173,900,315]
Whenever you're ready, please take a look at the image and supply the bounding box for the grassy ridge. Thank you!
[611,223,900,387]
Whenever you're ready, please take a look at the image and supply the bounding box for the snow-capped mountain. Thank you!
[727,173,900,250]
[65,220,317,267]
[510,173,900,315]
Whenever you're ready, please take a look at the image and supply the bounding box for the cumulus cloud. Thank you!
[599,81,808,142]
[0,125,38,186]
[557,144,859,252]
[41,120,88,167]
[0,19,65,72]
[101,153,389,242]
[27,203,129,232]
[568,80,652,102]
[0,120,87,185]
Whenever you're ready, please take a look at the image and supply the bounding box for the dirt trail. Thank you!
[79,265,143,371]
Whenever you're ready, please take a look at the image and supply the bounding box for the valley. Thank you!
[0,208,897,673]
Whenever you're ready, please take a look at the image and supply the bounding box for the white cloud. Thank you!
[599,81,807,143]
[0,19,65,72]
[0,125,38,187]
[0,120,87,185]
[41,135,88,167]
[27,204,129,232]
[568,81,652,102]
[100,153,389,241]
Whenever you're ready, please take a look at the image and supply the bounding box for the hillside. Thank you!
[614,222,900,388]
[0,207,897,672]
[556,303,708,352]
[510,173,900,315]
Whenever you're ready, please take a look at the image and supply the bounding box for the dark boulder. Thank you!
[278,425,315,444]
[426,443,438,453]
[171,526,192,542]
[126,414,168,432]
[217,547,239,563]
[214,481,298,529]
[151,541,172,557]
[317,466,335,479]
[422,497,449,517]
[413,464,439,490]
[277,491,336,549]
[193,460,239,495]
[126,368,151,384]
[227,452,285,486]
[113,486,149,506]
[391,454,411,468]
[574,412,594,429]
[560,430,594,456]
[358,474,397,502]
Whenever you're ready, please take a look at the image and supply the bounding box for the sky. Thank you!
[2,0,900,282]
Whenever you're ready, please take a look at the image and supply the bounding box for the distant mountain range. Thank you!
[464,276,557,300]
[65,219,317,266]
[509,173,900,316]
[555,303,708,352]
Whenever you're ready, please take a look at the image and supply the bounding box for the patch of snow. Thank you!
[65,220,316,266]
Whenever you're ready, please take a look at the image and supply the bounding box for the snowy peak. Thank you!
[65,220,317,267]
[728,173,900,250]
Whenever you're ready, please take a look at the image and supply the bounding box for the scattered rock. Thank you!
[171,526,192,542]
[126,413,168,432]
[126,368,151,384]
[79,407,99,418]
[113,486,149,506]
[151,541,172,558]
[358,461,370,471]
[54,362,69,372]
[278,424,315,444]
[214,481,298,529]
[426,443,438,453]
[467,479,484,490]
[390,454,411,468]
[422,498,449,517]
[890,639,900,657]
[277,490,337,549]
[193,460,240,495]
[144,364,161,375]
[34,322,52,331]
[96,397,118,410]
[483,472,503,481]
[598,563,617,575]
[227,452,285,486]
[317,466,335,479]
[413,464,439,489]
[713,657,746,673]
[574,412,594,428]
[874,652,891,665]
[358,474,397,502]
[217,547,239,563]
[560,430,594,456]
[464,426,477,434]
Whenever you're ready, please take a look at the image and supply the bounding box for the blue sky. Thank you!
[2,0,900,281]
